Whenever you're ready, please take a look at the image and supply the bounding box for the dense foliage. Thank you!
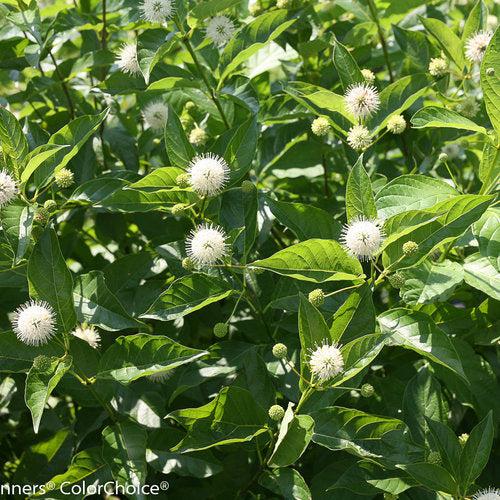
[0,0,499,498]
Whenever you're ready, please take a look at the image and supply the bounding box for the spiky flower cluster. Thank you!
[72,324,101,349]
[361,69,375,84]
[428,57,447,77]
[341,217,384,261]
[206,16,236,46]
[344,83,380,120]
[309,341,344,382]
[311,117,330,136]
[465,31,493,63]
[472,488,500,500]
[12,300,56,346]
[387,114,406,134]
[189,126,208,146]
[186,223,228,267]
[347,125,371,151]
[140,0,174,23]
[116,43,140,75]
[0,169,18,208]
[188,153,230,197]
[143,101,169,131]
[55,168,74,188]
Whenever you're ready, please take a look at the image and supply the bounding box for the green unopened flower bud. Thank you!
[308,288,325,307]
[389,271,405,289]
[213,322,228,338]
[387,114,407,134]
[438,152,448,163]
[268,404,285,421]
[311,116,330,136]
[182,257,195,271]
[361,68,375,83]
[176,173,190,188]
[171,203,187,216]
[54,168,74,188]
[276,0,292,8]
[33,355,52,371]
[427,451,441,464]
[34,207,49,224]
[402,240,418,255]
[180,112,194,129]
[272,343,288,359]
[185,101,196,112]
[241,180,256,193]
[189,126,208,147]
[458,433,469,446]
[486,67,495,76]
[43,199,57,212]
[360,383,374,398]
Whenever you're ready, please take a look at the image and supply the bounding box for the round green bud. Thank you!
[272,343,288,359]
[43,199,57,212]
[308,288,325,307]
[438,152,448,162]
[388,271,405,289]
[360,383,374,398]
[268,404,285,421]
[54,168,74,189]
[34,207,49,224]
[458,433,469,446]
[182,257,195,271]
[213,322,228,338]
[33,355,52,371]
[311,116,330,137]
[171,203,187,216]
[180,112,194,129]
[486,67,495,76]
[402,240,418,255]
[427,451,441,464]
[241,180,256,193]
[185,101,196,112]
[176,173,191,188]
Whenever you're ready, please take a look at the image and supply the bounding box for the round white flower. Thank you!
[0,169,18,208]
[189,126,208,146]
[141,0,174,23]
[341,217,384,261]
[309,341,344,382]
[456,96,480,118]
[143,101,169,132]
[72,324,101,349]
[188,153,230,197]
[347,124,371,151]
[473,488,500,500]
[186,223,228,267]
[116,43,140,75]
[387,114,406,134]
[206,16,236,47]
[12,300,56,346]
[465,31,493,63]
[344,83,380,120]
[429,57,448,77]
[361,68,375,84]
[148,370,173,383]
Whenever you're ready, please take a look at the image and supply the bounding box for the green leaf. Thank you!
[420,16,465,69]
[102,421,148,489]
[1,201,35,263]
[398,260,464,305]
[73,271,143,331]
[425,418,461,477]
[462,0,488,43]
[481,27,500,136]
[473,207,500,270]
[268,403,315,467]
[25,355,72,433]
[164,104,195,168]
[169,386,268,452]
[259,468,312,500]
[393,25,430,71]
[478,142,500,192]
[459,411,494,491]
[463,253,500,300]
[267,197,342,241]
[411,106,487,134]
[375,174,458,219]
[142,274,233,321]
[345,155,377,221]
[138,34,179,84]
[399,463,457,494]
[20,144,69,185]
[219,10,296,82]
[251,239,364,283]
[0,106,28,174]
[378,308,467,381]
[97,333,207,384]
[28,228,76,334]
[192,0,241,19]
[128,166,184,190]
[332,38,364,90]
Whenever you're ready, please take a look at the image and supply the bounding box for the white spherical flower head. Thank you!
[188,153,230,197]
[344,83,380,119]
[442,143,463,160]
[12,300,56,346]
[429,57,448,77]
[143,101,169,132]
[206,16,236,46]
[0,169,18,208]
[141,0,174,23]
[465,31,493,63]
[473,488,500,500]
[72,324,101,349]
[347,124,371,151]
[116,43,140,75]
[309,341,344,382]
[186,223,228,267]
[341,217,384,261]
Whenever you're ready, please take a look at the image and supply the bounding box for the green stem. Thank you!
[367,0,394,83]
[48,51,75,119]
